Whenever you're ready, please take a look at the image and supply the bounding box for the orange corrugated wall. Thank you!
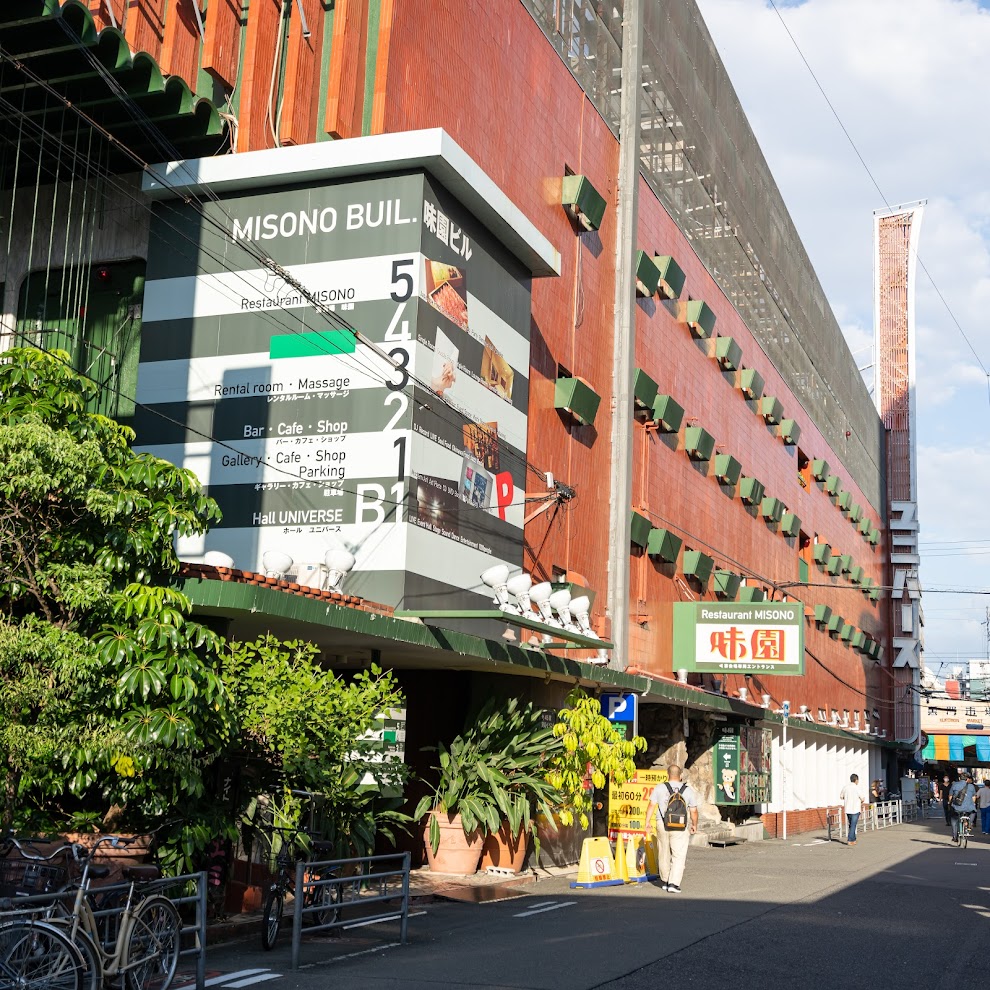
[324,0,368,140]
[202,0,243,92]
[279,0,324,146]
[237,0,283,151]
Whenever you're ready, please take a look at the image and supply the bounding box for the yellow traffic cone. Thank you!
[570,837,624,888]
[615,835,630,884]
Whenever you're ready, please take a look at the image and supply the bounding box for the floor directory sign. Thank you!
[135,170,532,611]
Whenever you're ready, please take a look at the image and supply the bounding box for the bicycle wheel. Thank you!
[306,872,341,929]
[261,890,284,951]
[42,923,102,990]
[0,920,83,990]
[122,896,180,990]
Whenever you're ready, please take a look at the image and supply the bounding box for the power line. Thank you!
[766,0,990,379]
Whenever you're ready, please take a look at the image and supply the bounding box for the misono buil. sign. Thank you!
[134,168,533,612]
[672,601,805,676]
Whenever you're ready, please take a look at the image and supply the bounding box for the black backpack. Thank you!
[953,784,972,808]
[663,782,689,831]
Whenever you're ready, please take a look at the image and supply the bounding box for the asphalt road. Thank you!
[191,812,990,990]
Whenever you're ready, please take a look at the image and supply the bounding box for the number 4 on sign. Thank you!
[384,303,412,342]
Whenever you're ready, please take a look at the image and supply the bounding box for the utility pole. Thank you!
[606,0,643,671]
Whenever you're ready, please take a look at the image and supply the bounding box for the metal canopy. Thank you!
[0,0,227,187]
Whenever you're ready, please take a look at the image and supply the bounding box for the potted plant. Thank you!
[415,698,560,874]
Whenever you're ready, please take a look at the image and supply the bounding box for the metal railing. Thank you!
[0,870,207,990]
[290,852,410,971]
[828,801,904,839]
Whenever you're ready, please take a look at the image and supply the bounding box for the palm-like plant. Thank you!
[414,698,562,856]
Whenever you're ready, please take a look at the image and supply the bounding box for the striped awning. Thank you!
[923,734,990,762]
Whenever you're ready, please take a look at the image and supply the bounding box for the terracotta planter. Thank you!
[423,812,483,874]
[479,822,528,873]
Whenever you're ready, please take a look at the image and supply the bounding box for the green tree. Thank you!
[545,689,647,829]
[222,637,409,857]
[0,347,228,829]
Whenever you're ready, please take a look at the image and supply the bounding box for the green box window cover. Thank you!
[635,250,661,297]
[869,526,881,545]
[554,376,601,427]
[858,517,872,536]
[630,510,653,548]
[779,418,801,445]
[684,425,715,461]
[647,527,682,563]
[682,550,714,585]
[849,565,864,585]
[714,569,742,599]
[851,630,867,650]
[714,453,742,486]
[652,393,684,433]
[653,255,686,300]
[839,554,853,574]
[760,395,783,424]
[837,491,852,512]
[849,502,863,523]
[561,174,607,232]
[798,557,809,584]
[825,475,842,497]
[739,367,764,400]
[826,556,842,576]
[760,496,784,523]
[633,368,659,411]
[814,604,833,625]
[781,512,801,537]
[812,543,831,565]
[811,458,830,482]
[737,586,766,603]
[715,336,742,371]
[827,613,844,633]
[739,476,765,506]
[684,300,716,338]
[840,623,854,642]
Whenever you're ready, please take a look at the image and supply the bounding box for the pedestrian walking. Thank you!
[840,773,868,845]
[644,764,699,893]
[942,774,953,825]
[949,772,978,843]
[979,779,990,835]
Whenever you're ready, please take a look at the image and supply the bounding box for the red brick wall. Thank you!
[762,808,832,839]
[373,0,889,729]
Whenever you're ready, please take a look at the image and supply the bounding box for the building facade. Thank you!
[0,0,911,849]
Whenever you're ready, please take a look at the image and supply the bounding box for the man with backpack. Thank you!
[644,764,699,893]
[948,771,978,844]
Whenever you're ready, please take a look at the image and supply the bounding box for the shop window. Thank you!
[797,448,810,488]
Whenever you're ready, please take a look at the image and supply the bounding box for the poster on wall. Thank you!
[713,726,772,806]
[672,601,805,676]
[134,172,532,614]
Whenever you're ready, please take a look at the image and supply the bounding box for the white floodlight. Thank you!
[549,588,579,633]
[203,551,235,569]
[505,571,534,615]
[529,582,559,627]
[738,687,749,702]
[761,694,771,708]
[481,564,512,610]
[324,548,356,593]
[568,595,598,639]
[262,550,293,579]
[676,669,689,684]
[592,648,610,666]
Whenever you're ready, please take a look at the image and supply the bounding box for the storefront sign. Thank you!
[673,601,805,676]
[135,171,532,614]
[607,768,668,838]
[600,692,638,740]
[921,697,990,737]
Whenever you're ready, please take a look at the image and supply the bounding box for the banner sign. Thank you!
[713,725,772,805]
[135,171,532,614]
[921,697,990,737]
[607,768,668,838]
[672,601,805,676]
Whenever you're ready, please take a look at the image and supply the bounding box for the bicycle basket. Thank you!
[0,858,68,898]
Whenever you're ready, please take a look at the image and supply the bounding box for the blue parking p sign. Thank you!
[601,693,638,740]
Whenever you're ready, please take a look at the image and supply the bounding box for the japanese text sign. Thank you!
[672,601,805,676]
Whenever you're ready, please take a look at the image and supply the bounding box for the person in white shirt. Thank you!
[839,773,867,845]
[644,764,699,893]
[977,780,990,834]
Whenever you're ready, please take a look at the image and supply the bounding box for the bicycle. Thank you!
[1,834,181,990]
[258,826,340,951]
[0,917,84,990]
[959,813,975,850]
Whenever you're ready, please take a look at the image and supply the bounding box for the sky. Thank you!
[693,0,990,676]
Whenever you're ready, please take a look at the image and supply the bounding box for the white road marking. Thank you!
[299,942,401,969]
[513,900,577,918]
[225,976,282,989]
[956,862,978,866]
[174,970,273,990]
